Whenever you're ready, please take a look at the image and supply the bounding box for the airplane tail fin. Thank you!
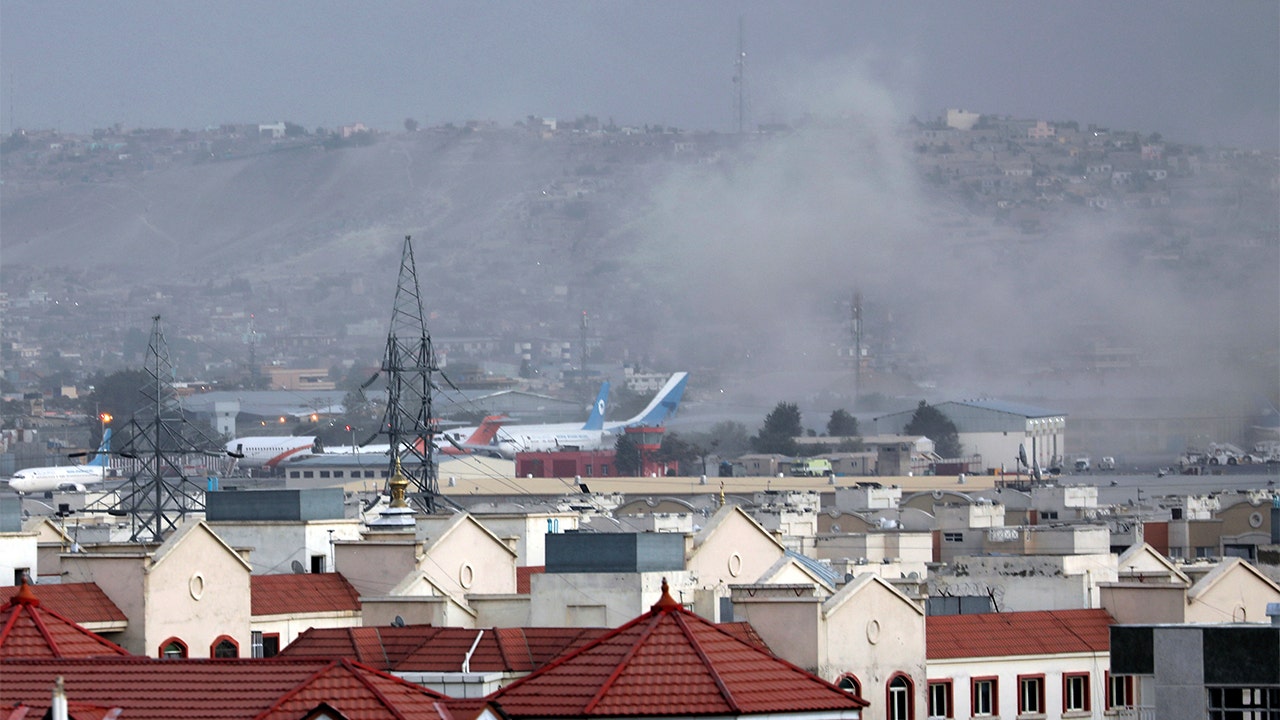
[467,415,508,445]
[582,381,610,431]
[621,372,688,428]
[86,429,112,468]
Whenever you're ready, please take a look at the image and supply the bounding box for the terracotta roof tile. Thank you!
[251,573,362,616]
[516,566,544,595]
[926,608,1115,660]
[490,580,868,717]
[0,584,126,626]
[283,625,608,675]
[0,583,131,659]
[1,658,452,720]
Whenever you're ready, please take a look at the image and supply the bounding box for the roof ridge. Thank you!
[253,658,343,720]
[673,610,740,713]
[582,609,667,713]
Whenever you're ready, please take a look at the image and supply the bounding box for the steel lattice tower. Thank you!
[378,236,441,512]
[110,316,222,542]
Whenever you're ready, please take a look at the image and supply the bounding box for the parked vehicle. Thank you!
[1098,456,1116,471]
[1074,457,1091,472]
[790,458,834,477]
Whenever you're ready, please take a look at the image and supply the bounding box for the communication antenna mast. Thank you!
[110,316,227,543]
[733,16,748,134]
[851,291,863,398]
[377,236,441,512]
[579,311,588,387]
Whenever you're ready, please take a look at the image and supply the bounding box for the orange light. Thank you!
[310,414,318,422]
[279,416,287,424]
[100,413,113,424]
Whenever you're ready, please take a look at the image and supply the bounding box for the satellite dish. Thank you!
[391,615,406,627]
[291,560,306,574]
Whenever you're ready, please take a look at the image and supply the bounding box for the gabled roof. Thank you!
[946,399,1064,419]
[280,625,608,674]
[252,573,362,616]
[690,504,785,554]
[927,608,1114,660]
[1187,557,1280,601]
[152,520,253,574]
[0,583,127,627]
[0,582,130,659]
[424,513,517,559]
[1115,543,1190,585]
[490,580,868,717]
[0,658,458,720]
[824,573,924,620]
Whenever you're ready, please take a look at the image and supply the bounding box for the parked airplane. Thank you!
[7,430,114,494]
[462,381,609,458]
[493,372,688,457]
[324,415,509,457]
[224,435,319,469]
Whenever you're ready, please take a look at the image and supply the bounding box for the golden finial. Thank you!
[389,457,409,508]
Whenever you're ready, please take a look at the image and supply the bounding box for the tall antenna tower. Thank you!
[111,316,224,543]
[579,311,588,387]
[851,291,864,400]
[377,236,441,512]
[733,16,748,134]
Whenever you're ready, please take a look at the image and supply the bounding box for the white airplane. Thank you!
[224,435,319,469]
[323,415,509,457]
[8,431,115,494]
[493,372,688,457]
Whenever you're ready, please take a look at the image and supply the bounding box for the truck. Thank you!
[1074,457,1091,472]
[1098,456,1116,471]
[790,458,834,477]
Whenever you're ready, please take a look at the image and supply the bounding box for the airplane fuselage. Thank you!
[8,465,108,494]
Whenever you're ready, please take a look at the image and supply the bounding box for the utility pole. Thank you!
[851,291,863,400]
[579,311,588,388]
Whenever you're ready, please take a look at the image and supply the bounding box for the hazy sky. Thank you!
[2,1,1277,149]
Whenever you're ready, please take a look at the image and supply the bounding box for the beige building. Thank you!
[730,575,926,720]
[62,520,253,658]
[1101,544,1280,624]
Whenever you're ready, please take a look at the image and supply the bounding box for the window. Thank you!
[1040,510,1059,520]
[13,568,30,585]
[972,677,998,717]
[943,532,963,542]
[159,638,188,659]
[837,674,862,697]
[212,636,239,658]
[928,680,953,718]
[1063,673,1089,712]
[1018,674,1044,715]
[333,470,344,478]
[887,674,914,720]
[1106,673,1134,709]
[303,471,314,479]
[261,633,280,657]
[319,471,330,478]
[310,554,326,573]
[252,631,264,658]
[601,464,609,476]
[1196,546,1216,559]
[1208,687,1280,719]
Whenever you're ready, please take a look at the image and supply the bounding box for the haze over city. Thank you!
[3,1,1277,150]
[1,0,1277,446]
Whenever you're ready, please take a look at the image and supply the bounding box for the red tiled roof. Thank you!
[251,573,362,616]
[926,608,1115,660]
[280,625,607,674]
[0,583,127,626]
[0,658,456,720]
[516,566,544,594]
[490,580,869,718]
[0,582,130,659]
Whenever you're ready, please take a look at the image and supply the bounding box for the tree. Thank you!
[827,409,859,437]
[656,432,699,475]
[752,402,801,455]
[903,401,962,458]
[404,118,419,133]
[614,432,641,476]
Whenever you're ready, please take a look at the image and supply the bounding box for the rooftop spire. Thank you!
[651,577,682,612]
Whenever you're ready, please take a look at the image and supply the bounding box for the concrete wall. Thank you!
[334,541,419,596]
[207,519,362,574]
[929,652,1110,720]
[529,570,692,628]
[143,527,251,658]
[0,533,37,585]
[1099,583,1187,623]
[423,517,516,597]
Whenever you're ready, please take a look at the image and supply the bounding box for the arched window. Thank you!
[887,674,914,720]
[159,638,188,659]
[212,636,239,658]
[837,674,862,697]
